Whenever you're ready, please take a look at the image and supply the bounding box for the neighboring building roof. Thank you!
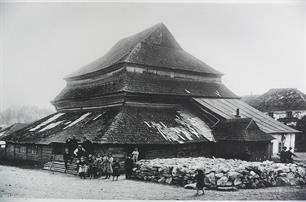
[3,106,215,145]
[67,23,222,79]
[0,123,29,139]
[54,71,237,103]
[214,118,274,142]
[193,98,299,134]
[243,88,306,112]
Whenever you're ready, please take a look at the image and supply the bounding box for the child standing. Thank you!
[132,148,139,163]
[195,169,205,195]
[78,156,87,179]
[112,158,120,181]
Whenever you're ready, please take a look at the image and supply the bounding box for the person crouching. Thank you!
[78,156,87,179]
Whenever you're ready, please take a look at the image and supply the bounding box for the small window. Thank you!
[0,141,6,149]
[29,146,38,154]
[268,112,274,118]
[20,146,26,153]
[286,111,293,118]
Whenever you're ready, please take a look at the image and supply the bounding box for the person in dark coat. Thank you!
[82,136,93,156]
[279,146,287,163]
[286,147,297,163]
[63,148,71,172]
[195,169,205,195]
[112,158,120,181]
[70,135,79,153]
[65,138,72,155]
[241,149,252,161]
[87,154,96,179]
[124,155,134,179]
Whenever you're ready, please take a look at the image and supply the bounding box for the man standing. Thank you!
[82,136,93,156]
[63,148,71,172]
[124,155,134,179]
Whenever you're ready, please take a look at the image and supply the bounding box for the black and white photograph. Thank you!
[0,0,305,200]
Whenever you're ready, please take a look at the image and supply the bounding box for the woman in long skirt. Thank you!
[104,153,113,179]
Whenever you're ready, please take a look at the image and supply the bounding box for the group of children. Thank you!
[77,152,121,180]
[63,140,140,181]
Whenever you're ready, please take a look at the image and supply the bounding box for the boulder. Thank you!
[297,167,306,178]
[204,172,216,185]
[217,176,229,186]
[158,177,165,183]
[233,178,242,186]
[288,178,299,186]
[215,173,224,178]
[184,183,196,189]
[165,177,173,184]
[228,171,242,181]
[276,177,290,186]
[217,186,238,191]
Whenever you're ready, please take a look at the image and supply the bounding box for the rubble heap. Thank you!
[131,157,306,190]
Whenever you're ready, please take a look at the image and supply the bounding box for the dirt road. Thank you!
[0,165,306,200]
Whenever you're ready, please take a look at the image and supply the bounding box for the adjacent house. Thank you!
[243,88,306,153]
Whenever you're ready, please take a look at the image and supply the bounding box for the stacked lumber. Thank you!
[131,157,306,190]
[43,161,78,175]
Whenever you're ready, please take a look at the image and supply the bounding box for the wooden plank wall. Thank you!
[144,143,215,159]
[213,141,271,161]
[4,143,53,163]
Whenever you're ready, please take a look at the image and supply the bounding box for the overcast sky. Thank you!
[0,1,305,111]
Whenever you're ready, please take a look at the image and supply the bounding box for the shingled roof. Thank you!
[214,118,274,142]
[193,98,299,134]
[0,123,29,139]
[67,23,222,79]
[3,106,215,145]
[243,88,306,112]
[54,71,237,103]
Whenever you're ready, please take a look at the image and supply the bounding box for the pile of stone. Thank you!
[131,157,306,190]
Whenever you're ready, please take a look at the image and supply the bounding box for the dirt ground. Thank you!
[0,165,306,200]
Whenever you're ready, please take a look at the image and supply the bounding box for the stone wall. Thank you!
[131,157,306,190]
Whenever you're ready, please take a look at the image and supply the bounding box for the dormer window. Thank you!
[286,111,293,118]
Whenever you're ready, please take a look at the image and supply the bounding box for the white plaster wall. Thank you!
[271,134,295,156]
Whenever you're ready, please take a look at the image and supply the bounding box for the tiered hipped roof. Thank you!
[54,71,236,102]
[67,23,221,79]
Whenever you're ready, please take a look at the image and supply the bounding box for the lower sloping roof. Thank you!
[3,106,215,145]
[0,123,29,139]
[193,98,299,134]
[214,118,274,142]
